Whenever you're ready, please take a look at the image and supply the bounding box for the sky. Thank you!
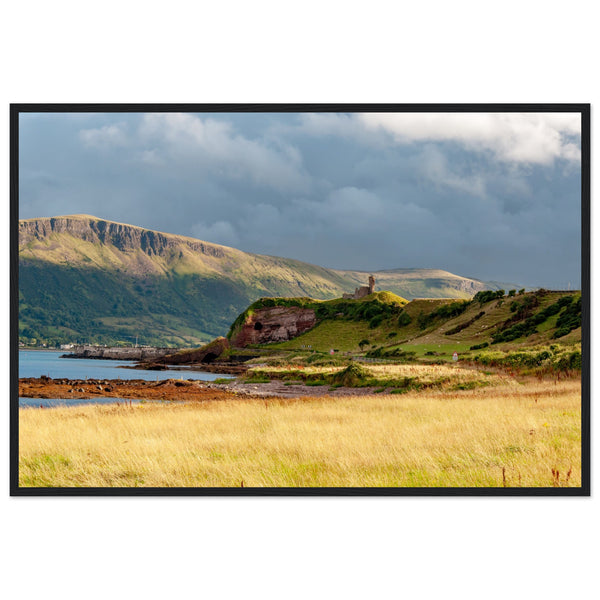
[18,110,582,289]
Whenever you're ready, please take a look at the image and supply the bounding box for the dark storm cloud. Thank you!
[18,111,582,289]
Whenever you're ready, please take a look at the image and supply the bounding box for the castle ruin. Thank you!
[343,275,375,300]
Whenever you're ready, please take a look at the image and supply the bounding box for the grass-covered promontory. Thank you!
[229,288,581,371]
[227,290,408,346]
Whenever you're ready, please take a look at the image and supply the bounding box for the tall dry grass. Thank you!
[19,379,581,488]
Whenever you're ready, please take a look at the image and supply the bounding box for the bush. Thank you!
[554,351,581,371]
[369,315,383,329]
[473,290,504,305]
[330,363,372,387]
[552,296,581,338]
[397,311,412,327]
[366,347,417,361]
[469,342,489,350]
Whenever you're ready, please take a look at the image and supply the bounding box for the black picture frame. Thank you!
[10,103,591,496]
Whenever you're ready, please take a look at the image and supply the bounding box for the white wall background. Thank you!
[1,2,596,599]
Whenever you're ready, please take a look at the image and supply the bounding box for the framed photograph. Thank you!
[10,104,590,495]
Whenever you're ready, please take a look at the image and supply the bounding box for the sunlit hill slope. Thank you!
[19,215,507,347]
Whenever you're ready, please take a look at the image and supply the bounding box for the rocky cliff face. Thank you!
[231,307,317,347]
[19,215,225,259]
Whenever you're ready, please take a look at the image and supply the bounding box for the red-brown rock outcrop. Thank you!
[230,307,317,347]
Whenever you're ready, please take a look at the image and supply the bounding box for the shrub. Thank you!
[469,342,489,350]
[397,311,412,327]
[552,296,581,338]
[557,295,575,308]
[366,347,417,361]
[369,315,383,329]
[554,351,581,371]
[473,290,504,305]
[330,363,371,387]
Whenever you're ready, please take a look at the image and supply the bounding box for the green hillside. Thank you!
[253,289,581,360]
[18,215,514,347]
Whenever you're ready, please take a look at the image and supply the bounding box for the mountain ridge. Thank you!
[18,215,517,347]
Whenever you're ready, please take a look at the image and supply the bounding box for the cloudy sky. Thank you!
[19,110,582,289]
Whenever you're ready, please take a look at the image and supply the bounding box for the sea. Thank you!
[18,349,233,408]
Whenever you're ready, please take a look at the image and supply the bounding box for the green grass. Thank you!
[537,313,561,333]
[388,342,468,360]
[271,320,375,352]
[244,291,581,364]
[244,375,271,384]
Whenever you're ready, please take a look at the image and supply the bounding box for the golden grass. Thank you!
[18,379,581,488]
[251,362,506,390]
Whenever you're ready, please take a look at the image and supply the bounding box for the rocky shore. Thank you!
[19,377,250,402]
[19,376,380,402]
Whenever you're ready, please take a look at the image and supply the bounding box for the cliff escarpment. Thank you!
[19,215,226,259]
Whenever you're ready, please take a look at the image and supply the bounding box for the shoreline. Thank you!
[124,362,248,375]
[18,376,387,402]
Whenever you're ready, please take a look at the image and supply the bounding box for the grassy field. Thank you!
[19,378,581,488]
[246,362,503,392]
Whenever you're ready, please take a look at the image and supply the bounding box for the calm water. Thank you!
[19,350,232,381]
[18,350,232,407]
[19,397,147,408]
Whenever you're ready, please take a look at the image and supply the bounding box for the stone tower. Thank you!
[368,275,375,294]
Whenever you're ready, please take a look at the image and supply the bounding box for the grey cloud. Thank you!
[18,111,582,289]
[137,113,310,193]
[418,145,486,199]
